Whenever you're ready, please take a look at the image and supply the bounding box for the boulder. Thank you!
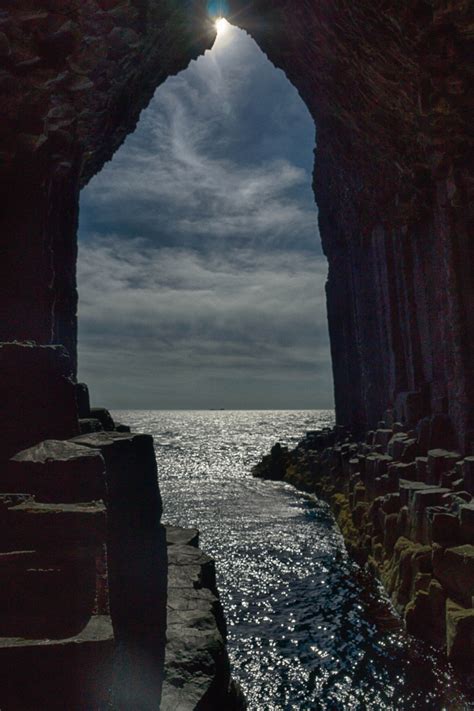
[115,423,131,433]
[4,440,106,503]
[166,525,199,549]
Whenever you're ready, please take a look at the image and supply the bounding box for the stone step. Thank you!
[0,545,108,639]
[0,500,107,552]
[4,439,106,503]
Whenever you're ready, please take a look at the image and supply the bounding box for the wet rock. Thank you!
[162,534,246,710]
[114,423,131,433]
[166,525,199,548]
[252,442,289,481]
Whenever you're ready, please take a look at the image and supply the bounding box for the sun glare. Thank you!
[215,17,229,35]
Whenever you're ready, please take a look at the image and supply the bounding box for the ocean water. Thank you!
[113,410,468,710]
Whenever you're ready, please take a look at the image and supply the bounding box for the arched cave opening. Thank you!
[77,20,333,412]
[0,1,472,707]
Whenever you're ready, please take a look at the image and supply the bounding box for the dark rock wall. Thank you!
[2,1,472,449]
[0,0,215,371]
[229,0,473,449]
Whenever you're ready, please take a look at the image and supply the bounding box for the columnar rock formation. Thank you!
[2,1,472,450]
[0,0,472,706]
[229,0,473,450]
[253,424,474,670]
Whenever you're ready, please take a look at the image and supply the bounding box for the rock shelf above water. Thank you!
[253,421,474,677]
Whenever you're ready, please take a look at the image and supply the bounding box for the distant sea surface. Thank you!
[113,410,468,710]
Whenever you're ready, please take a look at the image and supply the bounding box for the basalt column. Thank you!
[229,0,473,450]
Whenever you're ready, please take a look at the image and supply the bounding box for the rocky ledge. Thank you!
[163,525,246,710]
[0,347,243,709]
[253,419,474,675]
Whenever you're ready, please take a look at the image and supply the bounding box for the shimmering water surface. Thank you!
[114,410,469,710]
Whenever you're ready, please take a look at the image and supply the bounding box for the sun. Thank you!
[215,17,229,35]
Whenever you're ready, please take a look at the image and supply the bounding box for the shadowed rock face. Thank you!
[0,0,214,369]
[1,0,472,450]
[227,0,474,449]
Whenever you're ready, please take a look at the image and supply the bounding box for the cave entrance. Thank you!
[77,20,332,411]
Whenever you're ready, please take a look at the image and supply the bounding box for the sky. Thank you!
[77,21,333,410]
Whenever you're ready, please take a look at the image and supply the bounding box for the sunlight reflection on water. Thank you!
[113,410,468,710]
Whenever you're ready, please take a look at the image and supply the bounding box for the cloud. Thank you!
[77,236,332,408]
[77,24,331,409]
[80,24,319,251]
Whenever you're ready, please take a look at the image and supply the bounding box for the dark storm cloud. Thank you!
[78,23,332,409]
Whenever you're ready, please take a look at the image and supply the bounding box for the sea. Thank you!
[113,410,470,711]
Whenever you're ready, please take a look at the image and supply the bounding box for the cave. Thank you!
[0,0,472,708]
